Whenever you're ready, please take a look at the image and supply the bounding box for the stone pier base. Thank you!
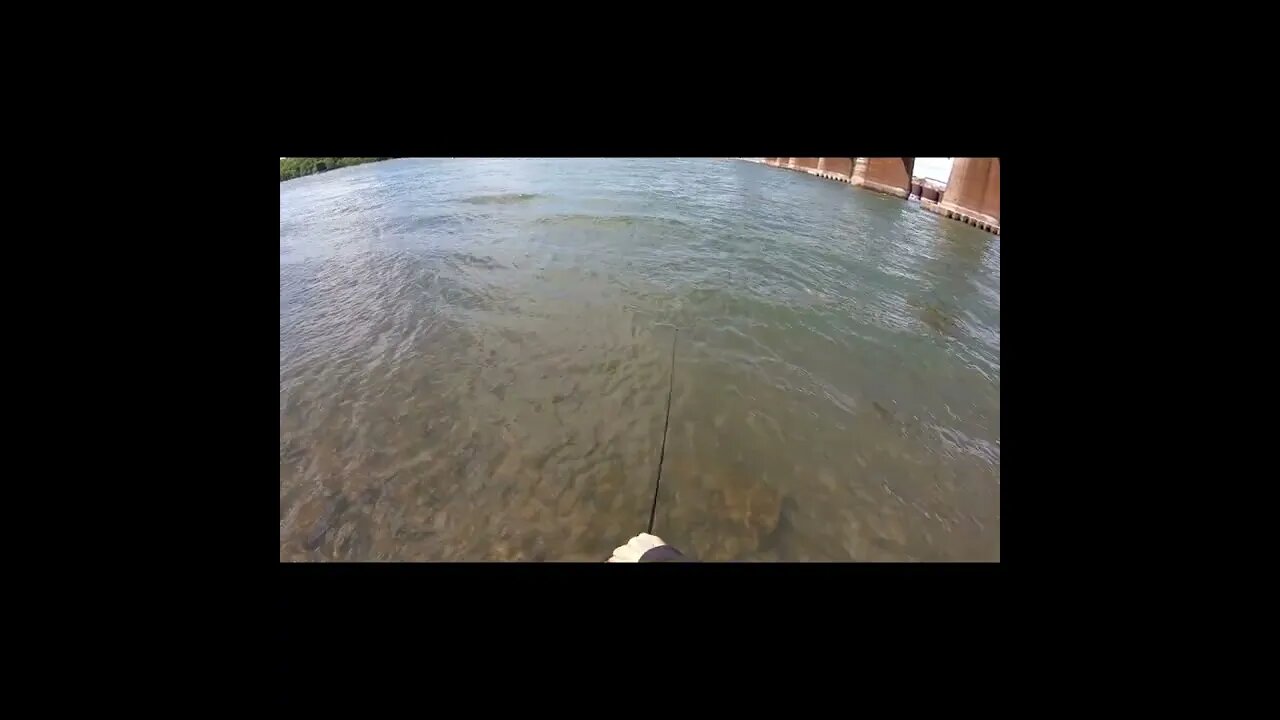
[921,198,1000,235]
[859,179,910,198]
[814,169,855,183]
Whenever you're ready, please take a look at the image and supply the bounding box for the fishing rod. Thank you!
[647,328,678,534]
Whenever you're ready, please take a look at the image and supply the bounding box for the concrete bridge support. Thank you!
[851,158,914,198]
[817,157,854,180]
[765,157,915,195]
[928,158,999,233]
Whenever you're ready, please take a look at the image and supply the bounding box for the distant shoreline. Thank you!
[280,157,392,182]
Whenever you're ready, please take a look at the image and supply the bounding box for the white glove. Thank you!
[608,532,667,562]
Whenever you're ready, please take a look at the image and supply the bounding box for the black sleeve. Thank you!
[638,544,694,562]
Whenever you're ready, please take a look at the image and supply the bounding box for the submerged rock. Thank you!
[668,480,784,560]
[720,482,782,537]
[332,521,356,549]
[296,491,350,552]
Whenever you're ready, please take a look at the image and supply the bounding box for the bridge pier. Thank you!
[851,158,913,198]
[921,158,999,234]
[817,157,854,181]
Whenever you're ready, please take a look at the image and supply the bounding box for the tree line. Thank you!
[280,158,392,182]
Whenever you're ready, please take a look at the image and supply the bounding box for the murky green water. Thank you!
[280,158,999,561]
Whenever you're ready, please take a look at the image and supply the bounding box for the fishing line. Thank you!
[647,328,678,534]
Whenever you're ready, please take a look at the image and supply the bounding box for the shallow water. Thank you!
[280,158,1000,561]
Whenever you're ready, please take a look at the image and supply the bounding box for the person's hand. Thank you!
[608,532,667,562]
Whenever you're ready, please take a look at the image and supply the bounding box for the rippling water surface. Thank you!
[280,158,1000,561]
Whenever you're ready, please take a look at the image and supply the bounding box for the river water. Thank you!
[280,158,1000,561]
